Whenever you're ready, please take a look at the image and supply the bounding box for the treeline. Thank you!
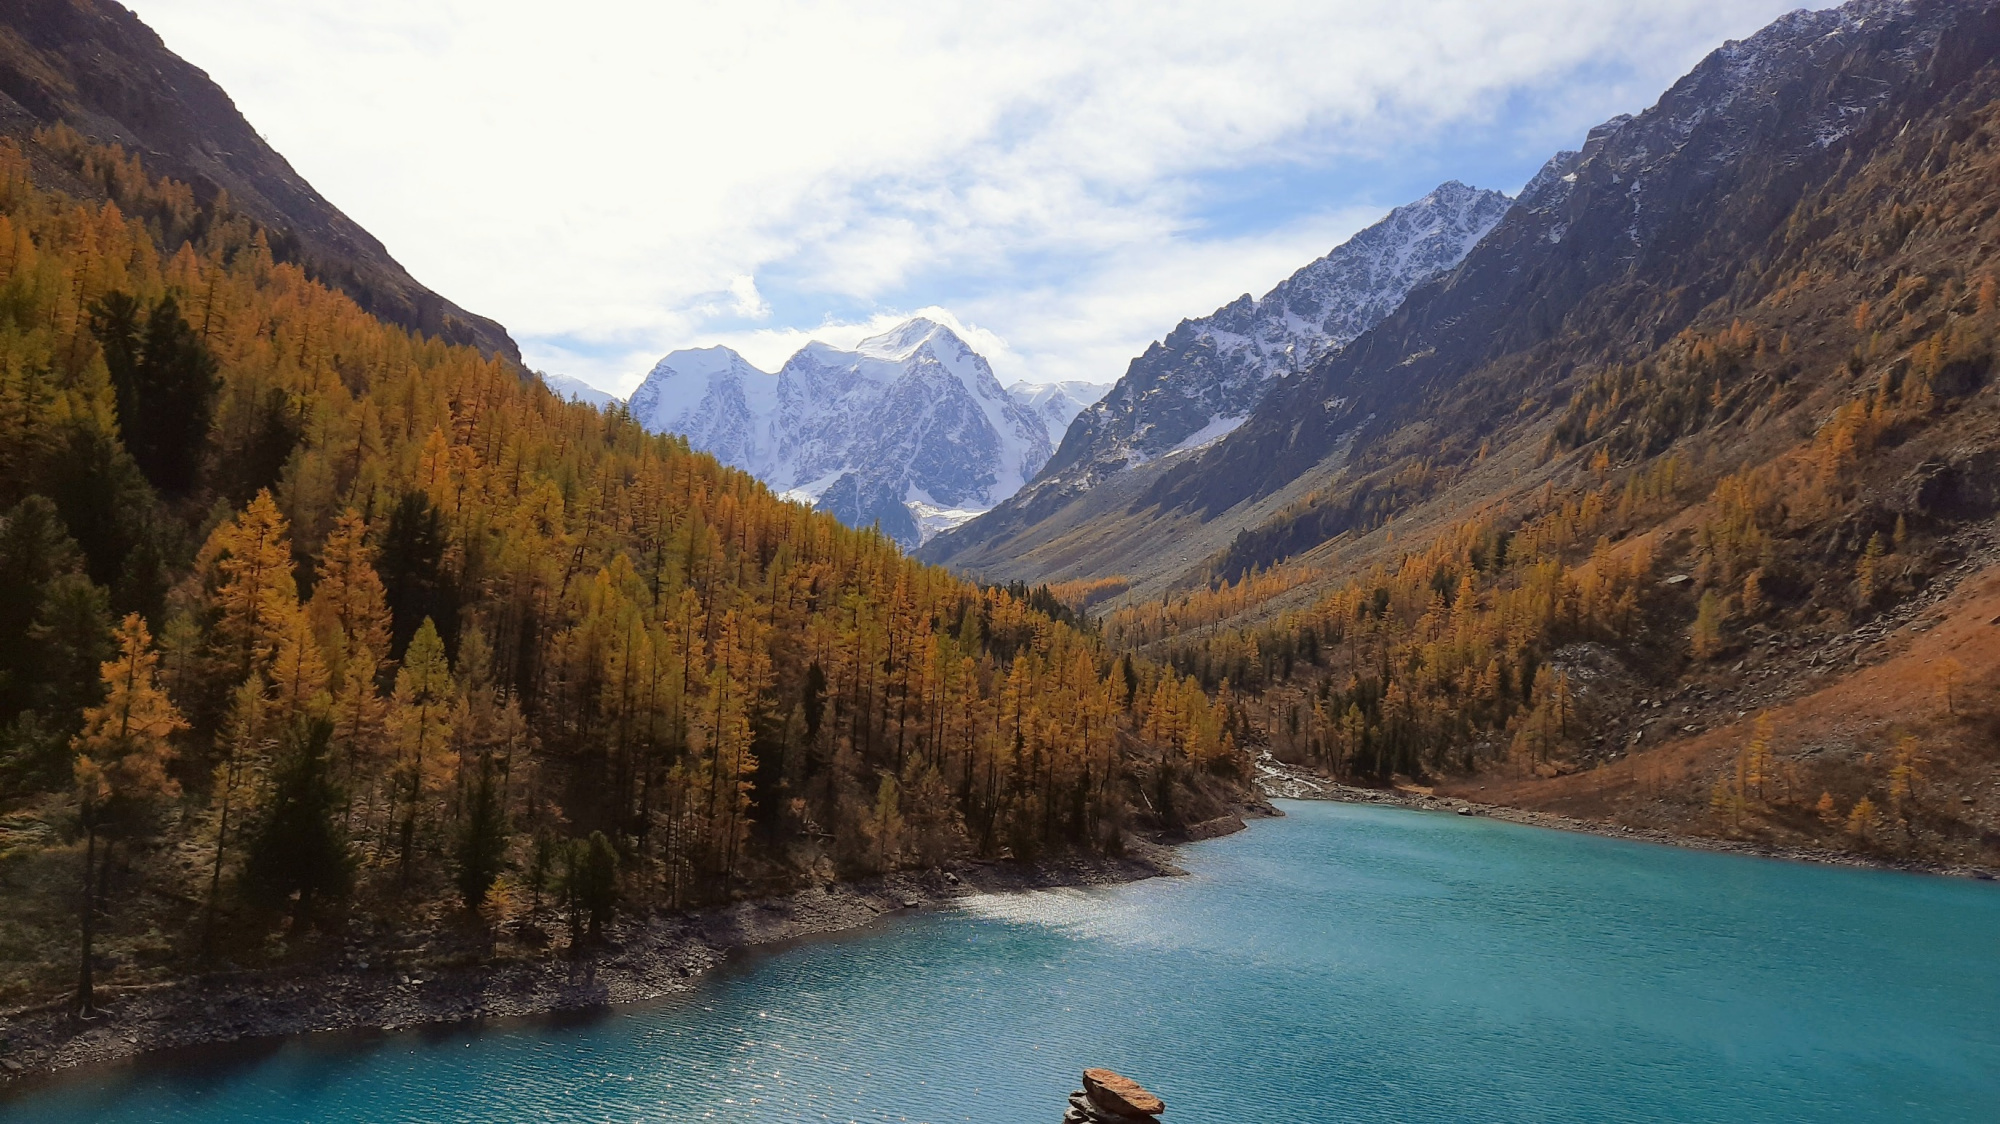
[0,131,1241,1009]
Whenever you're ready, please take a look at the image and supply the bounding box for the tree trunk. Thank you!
[203,754,237,958]
[74,826,97,1016]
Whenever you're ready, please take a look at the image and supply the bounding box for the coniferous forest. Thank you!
[0,127,1245,1010]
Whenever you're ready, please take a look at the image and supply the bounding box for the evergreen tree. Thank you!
[217,385,301,507]
[452,756,509,912]
[38,422,153,590]
[89,292,219,497]
[379,491,456,659]
[0,498,115,789]
[16,574,115,782]
[243,718,353,928]
[0,498,94,716]
[559,831,619,944]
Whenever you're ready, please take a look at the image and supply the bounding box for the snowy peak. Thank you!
[1029,179,1513,493]
[855,316,960,361]
[626,345,778,476]
[1008,380,1105,445]
[626,319,1053,548]
[540,371,617,410]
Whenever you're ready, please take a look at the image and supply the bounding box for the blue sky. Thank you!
[130,0,1809,392]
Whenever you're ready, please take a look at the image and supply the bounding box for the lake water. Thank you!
[10,800,2000,1123]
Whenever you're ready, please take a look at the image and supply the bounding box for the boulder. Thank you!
[1083,1068,1166,1117]
[1066,1090,1155,1123]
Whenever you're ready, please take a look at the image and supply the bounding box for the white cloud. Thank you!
[727,276,771,321]
[126,0,1808,394]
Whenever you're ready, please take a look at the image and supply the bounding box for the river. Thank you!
[10,800,1999,1123]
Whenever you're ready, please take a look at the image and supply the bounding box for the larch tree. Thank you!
[267,609,331,733]
[390,618,456,885]
[1691,589,1727,661]
[70,613,185,1013]
[311,518,395,828]
[205,489,300,678]
[1744,713,1774,804]
[308,509,392,695]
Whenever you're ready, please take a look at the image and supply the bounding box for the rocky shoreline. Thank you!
[1256,754,2000,882]
[25,759,1981,1093]
[0,843,1196,1088]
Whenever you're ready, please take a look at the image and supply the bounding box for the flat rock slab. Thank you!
[1083,1068,1165,1116]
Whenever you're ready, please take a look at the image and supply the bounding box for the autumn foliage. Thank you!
[0,131,1239,1003]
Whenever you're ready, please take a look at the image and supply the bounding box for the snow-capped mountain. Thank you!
[1008,381,1105,446]
[540,371,619,409]
[626,346,777,471]
[1033,181,1513,495]
[627,319,1052,547]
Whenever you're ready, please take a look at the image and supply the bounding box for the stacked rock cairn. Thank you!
[1064,1068,1166,1124]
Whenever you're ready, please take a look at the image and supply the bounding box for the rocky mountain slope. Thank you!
[1058,0,2000,867]
[0,0,517,359]
[921,181,1510,577]
[627,318,1054,545]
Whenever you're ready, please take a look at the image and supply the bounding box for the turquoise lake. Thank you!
[9,800,2000,1123]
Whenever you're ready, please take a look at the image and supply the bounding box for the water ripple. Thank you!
[11,801,2000,1124]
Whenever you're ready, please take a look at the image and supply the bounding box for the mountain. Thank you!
[0,0,517,359]
[0,4,1244,1035]
[1046,180,1512,489]
[1149,0,1994,561]
[1008,380,1105,446]
[541,372,618,409]
[920,180,1511,579]
[628,318,1054,546]
[1020,0,2000,866]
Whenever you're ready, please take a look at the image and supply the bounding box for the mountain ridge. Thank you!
[1152,0,1981,548]
[921,179,1512,576]
[627,318,1054,546]
[0,0,518,360]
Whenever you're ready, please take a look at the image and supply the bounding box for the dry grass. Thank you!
[1441,562,2000,864]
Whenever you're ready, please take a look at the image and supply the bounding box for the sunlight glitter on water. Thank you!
[11,801,2000,1124]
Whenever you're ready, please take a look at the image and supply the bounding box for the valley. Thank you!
[926,0,2000,872]
[2,0,1999,1113]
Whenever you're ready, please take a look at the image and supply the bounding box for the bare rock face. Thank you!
[1062,1068,1166,1123]
[0,0,520,361]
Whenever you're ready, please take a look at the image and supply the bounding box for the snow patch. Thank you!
[1168,413,1248,454]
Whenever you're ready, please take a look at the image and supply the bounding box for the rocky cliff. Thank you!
[0,0,517,360]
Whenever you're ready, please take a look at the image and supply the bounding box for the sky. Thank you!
[128,0,1810,394]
